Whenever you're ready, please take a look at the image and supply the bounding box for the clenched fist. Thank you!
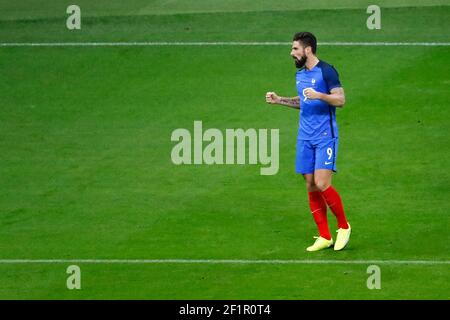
[303,87,322,100]
[266,92,280,104]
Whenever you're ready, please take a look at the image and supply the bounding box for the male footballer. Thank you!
[266,32,351,251]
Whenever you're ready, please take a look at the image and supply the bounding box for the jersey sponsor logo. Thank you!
[302,88,308,101]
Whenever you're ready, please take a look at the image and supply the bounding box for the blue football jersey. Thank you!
[295,60,342,140]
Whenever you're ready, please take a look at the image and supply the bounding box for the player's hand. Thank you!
[303,88,322,100]
[266,92,280,104]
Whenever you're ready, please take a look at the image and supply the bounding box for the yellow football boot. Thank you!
[334,223,351,251]
[306,236,334,252]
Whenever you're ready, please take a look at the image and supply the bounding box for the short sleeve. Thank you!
[322,64,342,92]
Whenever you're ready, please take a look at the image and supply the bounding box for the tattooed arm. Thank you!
[265,92,300,109]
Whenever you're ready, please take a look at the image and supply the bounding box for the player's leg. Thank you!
[303,173,331,241]
[313,138,349,229]
[303,173,333,251]
[296,140,333,251]
[314,168,349,229]
[314,138,351,250]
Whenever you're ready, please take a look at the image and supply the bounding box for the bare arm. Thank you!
[318,87,345,108]
[304,87,345,108]
[265,92,300,109]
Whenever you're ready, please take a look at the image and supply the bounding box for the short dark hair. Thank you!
[293,32,317,54]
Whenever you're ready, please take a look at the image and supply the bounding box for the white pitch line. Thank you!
[0,41,449,47]
[0,259,448,265]
[321,42,450,46]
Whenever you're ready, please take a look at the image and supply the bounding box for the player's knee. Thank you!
[305,181,318,192]
[314,179,330,192]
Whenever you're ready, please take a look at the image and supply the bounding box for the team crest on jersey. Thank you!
[311,78,316,84]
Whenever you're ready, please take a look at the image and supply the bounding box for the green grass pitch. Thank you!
[0,0,449,299]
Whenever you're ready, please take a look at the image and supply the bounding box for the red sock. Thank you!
[321,185,349,229]
[308,191,331,240]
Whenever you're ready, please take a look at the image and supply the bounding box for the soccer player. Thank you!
[265,32,351,251]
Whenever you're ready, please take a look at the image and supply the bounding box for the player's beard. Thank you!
[294,55,307,68]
